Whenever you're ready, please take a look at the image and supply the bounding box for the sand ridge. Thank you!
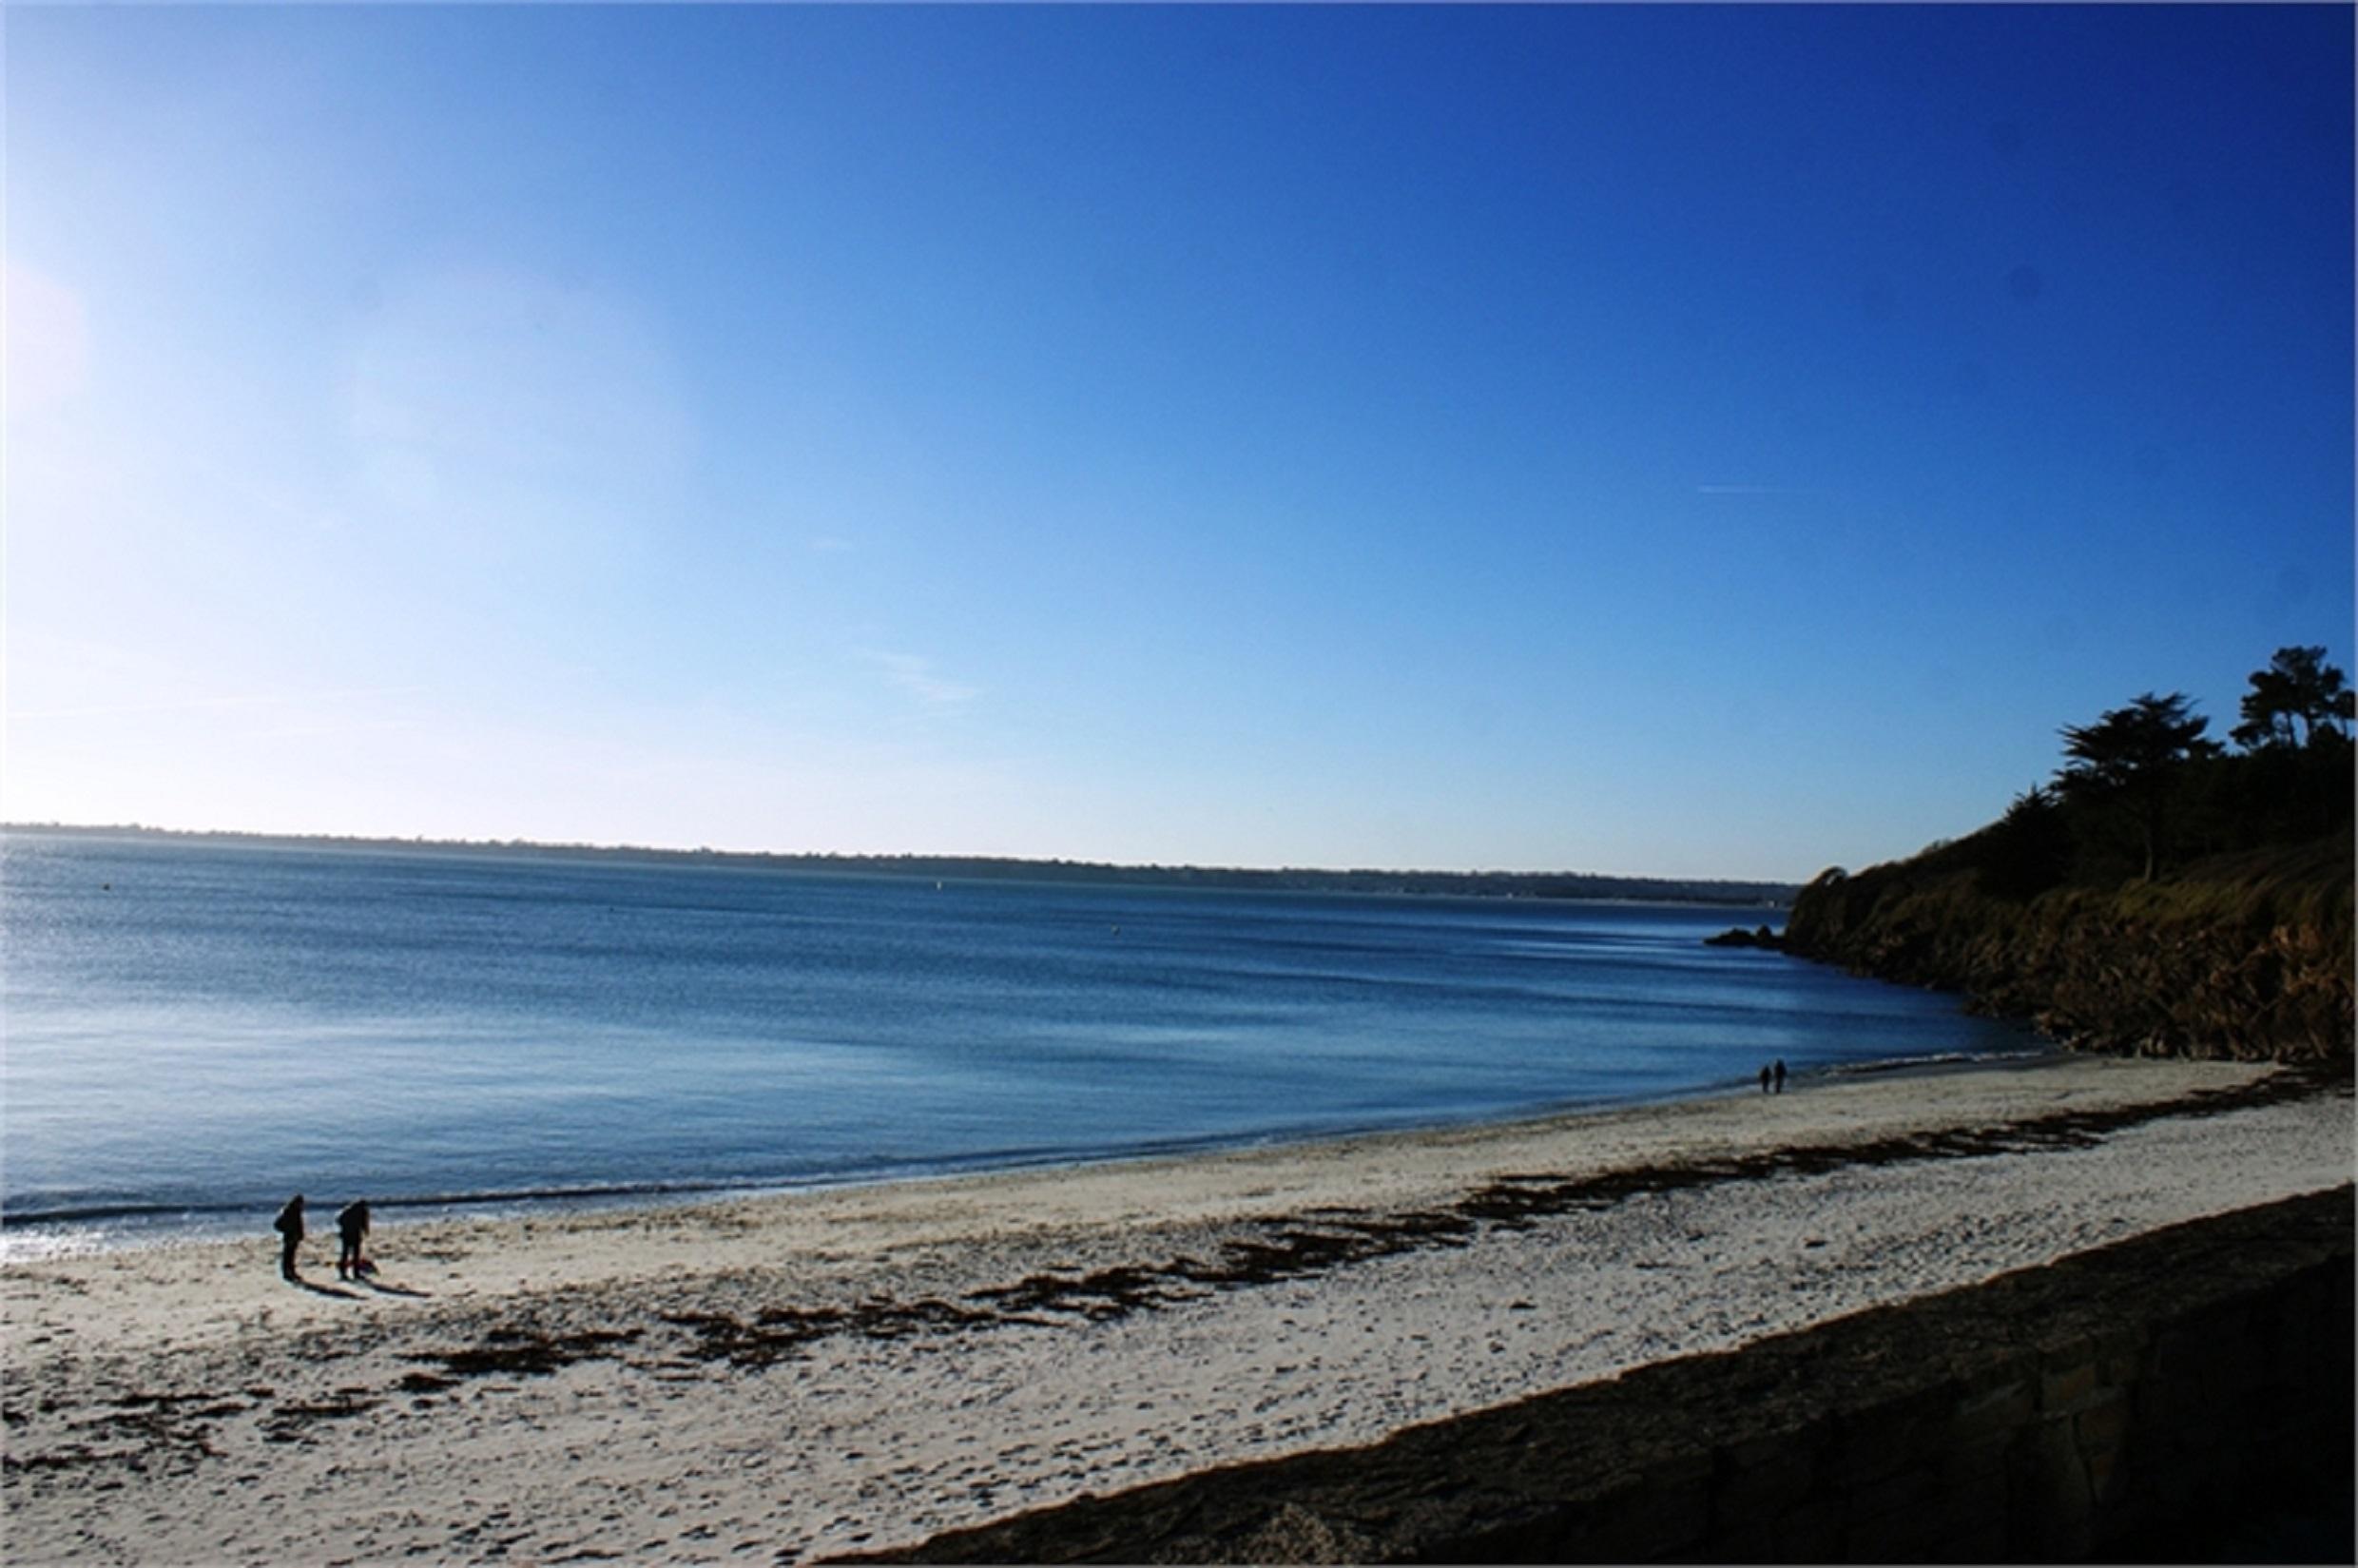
[5,1055,2351,1564]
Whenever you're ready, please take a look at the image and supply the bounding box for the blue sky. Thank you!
[6,5,2350,881]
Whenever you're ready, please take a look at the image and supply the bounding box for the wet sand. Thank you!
[5,1054,2349,1564]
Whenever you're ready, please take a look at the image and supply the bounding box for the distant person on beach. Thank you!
[273,1194,305,1281]
[1759,1064,1773,1094]
[336,1200,372,1281]
[1772,1059,1788,1094]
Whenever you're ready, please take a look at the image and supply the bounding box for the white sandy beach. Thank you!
[4,1054,2350,1565]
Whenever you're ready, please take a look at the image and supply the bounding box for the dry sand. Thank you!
[5,1054,2351,1565]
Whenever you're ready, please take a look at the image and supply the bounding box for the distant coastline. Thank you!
[0,822,1798,907]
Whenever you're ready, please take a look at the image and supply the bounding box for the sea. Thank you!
[0,829,2039,1258]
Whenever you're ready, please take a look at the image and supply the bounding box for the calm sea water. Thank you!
[1,831,2035,1255]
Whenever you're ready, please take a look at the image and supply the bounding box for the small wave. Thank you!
[1814,1045,2055,1079]
[1,1156,1141,1241]
[0,1180,727,1232]
[367,1177,741,1211]
[1,1200,239,1229]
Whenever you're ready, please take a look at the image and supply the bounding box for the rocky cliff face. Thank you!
[1781,835,2352,1061]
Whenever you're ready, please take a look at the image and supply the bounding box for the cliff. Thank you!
[1782,831,2352,1061]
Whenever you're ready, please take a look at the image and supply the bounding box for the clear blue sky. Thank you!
[6,5,2350,881]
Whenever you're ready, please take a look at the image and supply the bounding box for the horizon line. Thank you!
[1,820,1805,892]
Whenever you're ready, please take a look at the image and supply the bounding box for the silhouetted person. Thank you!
[1772,1058,1788,1094]
[1759,1064,1773,1094]
[274,1194,305,1281]
[336,1200,372,1281]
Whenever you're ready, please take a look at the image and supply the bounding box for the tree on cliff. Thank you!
[1979,783,2074,899]
[2055,691,2219,880]
[2231,646,2355,751]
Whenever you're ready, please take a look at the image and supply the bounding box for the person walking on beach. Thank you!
[336,1200,372,1281]
[273,1194,306,1281]
[1759,1064,1773,1094]
[1772,1058,1788,1094]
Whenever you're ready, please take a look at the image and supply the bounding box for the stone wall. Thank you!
[852,1187,2355,1564]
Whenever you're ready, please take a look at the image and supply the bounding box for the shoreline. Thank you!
[6,1053,2348,1563]
[0,1041,2058,1261]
